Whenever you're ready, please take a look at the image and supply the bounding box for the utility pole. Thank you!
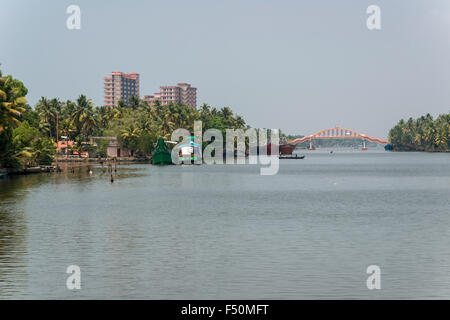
[56,112,59,171]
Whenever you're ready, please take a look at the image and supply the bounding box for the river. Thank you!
[1,150,449,299]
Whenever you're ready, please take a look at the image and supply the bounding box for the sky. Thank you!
[1,0,449,138]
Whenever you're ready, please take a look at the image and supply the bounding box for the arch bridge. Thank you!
[287,126,388,150]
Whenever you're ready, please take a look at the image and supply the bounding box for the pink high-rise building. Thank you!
[144,83,197,108]
[104,71,140,107]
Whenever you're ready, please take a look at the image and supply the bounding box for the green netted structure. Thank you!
[152,138,173,165]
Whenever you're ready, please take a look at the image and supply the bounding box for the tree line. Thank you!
[388,113,450,152]
[1,71,247,169]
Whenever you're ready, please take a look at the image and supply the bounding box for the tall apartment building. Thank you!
[104,71,140,107]
[144,83,197,108]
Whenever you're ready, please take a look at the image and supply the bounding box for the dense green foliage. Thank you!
[1,71,56,168]
[92,100,247,157]
[1,70,247,168]
[389,113,450,151]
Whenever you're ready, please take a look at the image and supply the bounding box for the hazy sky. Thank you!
[1,0,449,138]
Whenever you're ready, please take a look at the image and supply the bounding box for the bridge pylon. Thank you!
[308,138,315,150]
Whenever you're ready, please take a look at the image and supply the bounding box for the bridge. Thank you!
[287,126,389,150]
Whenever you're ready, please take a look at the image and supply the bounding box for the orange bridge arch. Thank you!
[287,126,388,147]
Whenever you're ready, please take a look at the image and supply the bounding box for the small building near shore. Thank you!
[56,140,89,157]
[89,136,132,158]
[106,137,132,158]
[56,140,74,155]
[58,136,132,158]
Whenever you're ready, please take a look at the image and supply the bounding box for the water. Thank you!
[1,150,449,299]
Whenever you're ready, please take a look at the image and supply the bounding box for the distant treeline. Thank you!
[296,139,380,149]
[388,113,450,152]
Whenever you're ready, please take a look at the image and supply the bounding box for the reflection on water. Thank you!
[0,151,450,299]
[0,175,37,297]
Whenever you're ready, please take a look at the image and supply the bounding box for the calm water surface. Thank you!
[1,150,449,299]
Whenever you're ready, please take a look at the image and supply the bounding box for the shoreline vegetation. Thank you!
[2,70,450,176]
[388,113,450,152]
[1,70,248,175]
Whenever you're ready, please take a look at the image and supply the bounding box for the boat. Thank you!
[173,136,202,165]
[279,143,295,155]
[152,138,173,165]
[264,143,296,155]
[279,154,305,160]
[0,172,8,178]
[24,167,41,174]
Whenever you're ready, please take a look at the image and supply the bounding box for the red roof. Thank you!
[57,141,74,148]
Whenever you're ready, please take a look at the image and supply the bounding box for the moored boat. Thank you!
[279,154,305,160]
[173,136,202,165]
[152,138,173,165]
[25,167,41,173]
[264,143,296,155]
[279,144,295,155]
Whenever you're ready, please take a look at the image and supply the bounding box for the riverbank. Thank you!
[1,156,151,176]
[55,156,151,163]
[4,166,58,175]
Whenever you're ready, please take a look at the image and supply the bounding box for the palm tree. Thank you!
[235,115,246,128]
[62,100,76,119]
[121,125,141,140]
[95,106,113,132]
[14,146,34,168]
[111,106,124,120]
[200,103,211,115]
[80,107,98,139]
[0,70,27,132]
[36,97,61,138]
[121,125,141,156]
[117,99,127,109]
[220,107,233,120]
[71,95,95,139]
[129,95,140,110]
[36,97,52,136]
[389,112,449,151]
[60,118,75,138]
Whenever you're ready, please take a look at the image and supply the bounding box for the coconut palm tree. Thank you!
[70,95,95,138]
[120,125,141,156]
[1,70,29,168]
[111,106,124,120]
[235,115,246,128]
[80,107,98,139]
[117,99,127,109]
[95,106,112,128]
[128,95,140,110]
[0,70,27,132]
[220,107,233,121]
[60,118,75,139]
[36,97,61,138]
[389,112,449,151]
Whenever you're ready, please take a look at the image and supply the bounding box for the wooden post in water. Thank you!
[56,112,59,172]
